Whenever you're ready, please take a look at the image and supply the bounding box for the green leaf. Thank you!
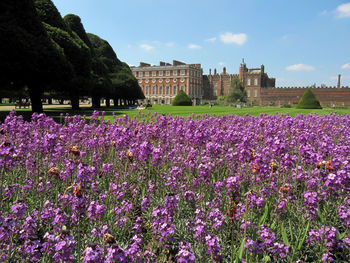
[288,218,294,242]
[297,221,310,250]
[337,230,347,240]
[281,223,290,246]
[236,239,246,261]
[259,202,270,225]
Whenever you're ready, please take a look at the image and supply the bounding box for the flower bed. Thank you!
[0,111,349,262]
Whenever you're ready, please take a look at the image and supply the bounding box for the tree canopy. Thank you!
[1,0,144,111]
[227,77,247,103]
[296,89,322,109]
[172,90,192,106]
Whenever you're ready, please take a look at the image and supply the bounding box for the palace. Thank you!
[131,60,202,105]
[132,59,350,106]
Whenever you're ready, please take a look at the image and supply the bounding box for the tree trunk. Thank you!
[70,94,80,111]
[48,97,52,104]
[29,89,43,113]
[92,95,101,108]
[105,98,110,107]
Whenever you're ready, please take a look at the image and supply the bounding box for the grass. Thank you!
[0,104,349,123]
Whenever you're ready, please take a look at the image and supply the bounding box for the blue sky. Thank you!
[53,0,350,87]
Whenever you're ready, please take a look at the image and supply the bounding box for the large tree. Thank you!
[64,15,111,108]
[227,77,247,103]
[88,33,144,106]
[34,0,92,110]
[0,0,71,112]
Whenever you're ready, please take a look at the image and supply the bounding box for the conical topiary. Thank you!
[172,90,192,106]
[296,89,322,109]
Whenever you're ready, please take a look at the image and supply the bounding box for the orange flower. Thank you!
[127,151,134,162]
[269,161,278,172]
[74,183,82,198]
[103,233,116,245]
[69,145,80,156]
[251,163,260,174]
[48,167,60,176]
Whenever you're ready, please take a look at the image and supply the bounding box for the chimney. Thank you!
[209,69,212,75]
[261,64,265,74]
[338,74,341,89]
[223,67,226,74]
[214,68,217,75]
[160,61,166,66]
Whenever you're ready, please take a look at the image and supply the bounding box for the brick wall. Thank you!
[260,87,350,106]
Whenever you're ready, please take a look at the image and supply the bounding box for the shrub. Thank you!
[172,90,192,106]
[217,96,225,101]
[296,89,322,109]
[281,104,292,108]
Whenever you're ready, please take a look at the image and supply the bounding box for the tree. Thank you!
[87,33,144,106]
[227,77,247,103]
[0,0,71,112]
[172,90,192,106]
[35,0,92,110]
[296,89,322,109]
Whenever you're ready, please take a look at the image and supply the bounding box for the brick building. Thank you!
[131,60,203,105]
[204,59,276,102]
[204,60,350,106]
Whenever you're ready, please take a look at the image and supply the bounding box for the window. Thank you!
[166,98,170,104]
[214,82,218,87]
[166,71,170,76]
[152,79,156,83]
[145,79,149,83]
[159,85,163,95]
[138,79,142,83]
[159,79,163,83]
[180,70,185,75]
[145,72,149,77]
[166,85,170,95]
[152,85,156,95]
[214,90,218,96]
[254,89,257,97]
[138,72,143,77]
[152,71,156,77]
[180,78,185,82]
[254,79,258,86]
[173,85,177,95]
[166,78,170,83]
[173,78,177,82]
[145,85,149,95]
[247,78,251,86]
[180,85,185,91]
[173,70,177,76]
[159,71,163,76]
[133,72,137,77]
[247,90,250,97]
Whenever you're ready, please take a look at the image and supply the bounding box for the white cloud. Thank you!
[206,37,216,42]
[140,44,154,51]
[218,62,225,66]
[188,44,202,49]
[219,32,247,45]
[286,64,315,71]
[342,63,350,69]
[335,2,350,18]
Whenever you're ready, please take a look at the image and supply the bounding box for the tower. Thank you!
[239,58,247,83]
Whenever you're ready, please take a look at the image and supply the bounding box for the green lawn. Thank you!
[0,104,349,123]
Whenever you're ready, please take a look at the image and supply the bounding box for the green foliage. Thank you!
[296,89,322,109]
[0,0,72,111]
[227,77,247,103]
[34,0,68,31]
[172,90,192,106]
[64,14,92,49]
[217,96,226,101]
[88,33,144,101]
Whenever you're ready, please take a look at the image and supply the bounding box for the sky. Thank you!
[53,0,350,87]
